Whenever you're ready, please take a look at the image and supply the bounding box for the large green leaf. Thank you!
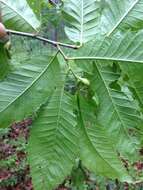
[63,0,100,44]
[0,43,10,80]
[90,62,142,157]
[77,95,131,182]
[101,0,143,36]
[120,63,143,108]
[0,54,60,128]
[63,31,143,64]
[0,0,40,32]
[28,80,78,190]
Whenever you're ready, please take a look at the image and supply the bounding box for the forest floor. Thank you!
[0,120,77,190]
[0,120,143,190]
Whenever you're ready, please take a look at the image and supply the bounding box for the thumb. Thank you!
[0,22,9,44]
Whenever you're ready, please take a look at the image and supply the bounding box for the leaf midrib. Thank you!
[80,0,84,45]
[55,85,65,144]
[67,56,143,64]
[107,0,139,37]
[78,103,120,175]
[95,63,130,137]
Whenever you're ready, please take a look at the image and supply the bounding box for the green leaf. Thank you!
[27,0,42,19]
[120,63,143,108]
[28,80,78,190]
[0,0,40,32]
[63,31,143,64]
[63,0,100,44]
[90,62,142,157]
[101,0,143,36]
[0,53,60,128]
[0,43,10,80]
[77,95,132,182]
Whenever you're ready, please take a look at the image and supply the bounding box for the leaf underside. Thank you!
[77,96,131,182]
[90,62,142,156]
[0,54,60,128]
[0,0,40,32]
[63,31,143,64]
[63,0,100,43]
[101,0,143,36]
[28,79,78,190]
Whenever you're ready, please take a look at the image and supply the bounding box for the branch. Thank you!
[57,45,69,60]
[7,29,79,49]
